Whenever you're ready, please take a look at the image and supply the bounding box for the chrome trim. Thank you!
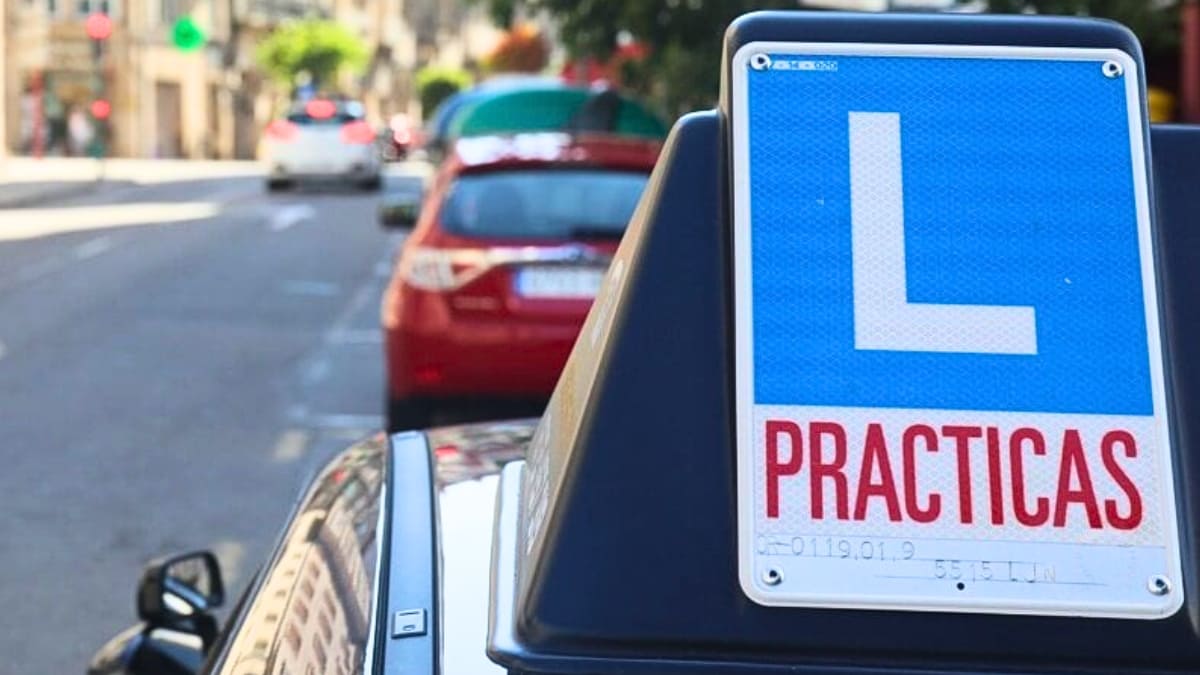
[486,460,525,660]
[361,483,387,675]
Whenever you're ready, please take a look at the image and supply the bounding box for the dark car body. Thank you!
[90,420,530,675]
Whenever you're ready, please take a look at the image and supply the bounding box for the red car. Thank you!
[381,133,662,431]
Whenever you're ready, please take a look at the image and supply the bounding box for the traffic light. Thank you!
[84,12,112,40]
[90,99,111,121]
[172,17,206,52]
[86,11,111,158]
[86,11,111,61]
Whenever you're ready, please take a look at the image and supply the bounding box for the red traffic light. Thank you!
[85,12,113,40]
[90,99,112,120]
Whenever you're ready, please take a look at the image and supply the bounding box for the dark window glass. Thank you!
[440,169,649,240]
[286,112,361,125]
[286,101,365,126]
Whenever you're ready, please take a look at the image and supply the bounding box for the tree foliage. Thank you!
[416,66,474,118]
[256,19,369,90]
[485,24,550,73]
[474,0,795,117]
[981,0,1180,52]
[479,0,1183,116]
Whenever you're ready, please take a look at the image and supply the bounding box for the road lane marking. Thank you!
[210,539,248,589]
[326,273,380,338]
[327,329,382,345]
[307,413,383,431]
[272,428,311,463]
[0,340,7,361]
[284,404,380,434]
[301,358,331,385]
[280,280,340,296]
[73,235,113,260]
[268,204,316,231]
[15,258,62,283]
[0,202,221,241]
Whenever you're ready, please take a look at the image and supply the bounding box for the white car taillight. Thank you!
[398,247,491,291]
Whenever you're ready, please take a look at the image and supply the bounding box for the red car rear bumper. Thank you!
[384,287,584,399]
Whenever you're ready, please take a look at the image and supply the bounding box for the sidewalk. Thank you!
[0,157,263,208]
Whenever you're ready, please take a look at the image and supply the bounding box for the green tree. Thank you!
[416,66,474,118]
[981,1,1179,53]
[979,0,1181,88]
[256,19,369,91]
[473,0,796,118]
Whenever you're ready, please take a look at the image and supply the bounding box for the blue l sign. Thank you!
[742,51,1151,416]
[732,43,1180,618]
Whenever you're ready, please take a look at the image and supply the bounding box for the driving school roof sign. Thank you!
[732,42,1182,618]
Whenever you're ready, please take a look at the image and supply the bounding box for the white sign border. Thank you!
[730,41,1184,619]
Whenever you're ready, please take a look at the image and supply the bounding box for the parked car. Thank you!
[261,99,381,191]
[380,132,662,431]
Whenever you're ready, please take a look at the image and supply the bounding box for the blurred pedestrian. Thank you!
[68,107,94,157]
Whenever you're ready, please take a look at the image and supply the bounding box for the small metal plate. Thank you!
[391,608,427,638]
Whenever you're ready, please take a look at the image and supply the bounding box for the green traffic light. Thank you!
[171,16,206,52]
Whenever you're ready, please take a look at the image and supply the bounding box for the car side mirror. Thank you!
[88,550,224,675]
[379,191,422,229]
[137,551,224,646]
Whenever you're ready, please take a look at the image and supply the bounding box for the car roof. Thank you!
[447,132,662,174]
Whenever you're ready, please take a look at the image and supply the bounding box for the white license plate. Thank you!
[514,267,605,299]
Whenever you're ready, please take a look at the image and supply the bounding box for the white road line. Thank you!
[0,340,7,361]
[73,235,113,260]
[302,358,331,385]
[326,329,382,345]
[272,428,311,462]
[210,539,248,588]
[306,413,383,431]
[325,275,379,338]
[15,257,62,283]
[280,280,340,296]
[268,204,316,231]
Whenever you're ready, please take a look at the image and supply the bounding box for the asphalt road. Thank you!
[0,166,408,672]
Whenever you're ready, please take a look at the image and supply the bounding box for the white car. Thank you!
[262,99,382,191]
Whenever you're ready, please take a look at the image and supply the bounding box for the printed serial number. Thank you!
[758,535,916,561]
[933,559,1059,584]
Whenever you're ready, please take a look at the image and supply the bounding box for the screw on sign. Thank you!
[85,12,112,41]
[172,17,206,53]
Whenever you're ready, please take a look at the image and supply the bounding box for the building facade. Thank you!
[0,0,485,158]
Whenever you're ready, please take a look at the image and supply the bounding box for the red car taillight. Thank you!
[265,120,298,142]
[397,247,492,291]
[341,120,376,145]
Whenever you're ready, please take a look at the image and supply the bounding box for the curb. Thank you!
[0,180,105,209]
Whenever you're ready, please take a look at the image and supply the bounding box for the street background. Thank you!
[0,159,413,671]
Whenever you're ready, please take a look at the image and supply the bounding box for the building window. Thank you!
[76,0,116,17]
[285,623,302,653]
[161,0,182,24]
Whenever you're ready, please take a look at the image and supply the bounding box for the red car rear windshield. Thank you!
[440,169,649,240]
